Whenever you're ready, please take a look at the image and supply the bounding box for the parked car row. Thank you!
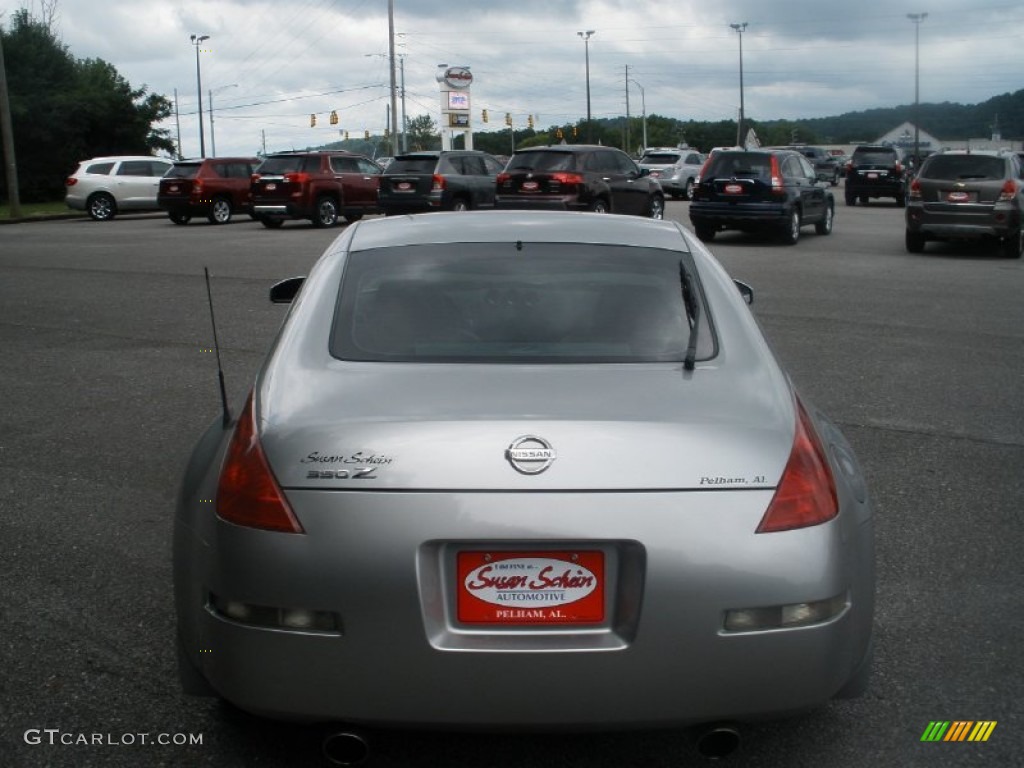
[64,145,668,226]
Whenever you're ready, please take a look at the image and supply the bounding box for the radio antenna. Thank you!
[204,267,231,426]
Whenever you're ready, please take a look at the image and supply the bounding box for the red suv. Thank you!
[158,157,259,225]
[250,151,382,228]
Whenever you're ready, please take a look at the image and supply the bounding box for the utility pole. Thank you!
[907,13,927,166]
[400,55,408,153]
[173,89,183,159]
[387,0,399,157]
[730,22,747,147]
[0,28,22,218]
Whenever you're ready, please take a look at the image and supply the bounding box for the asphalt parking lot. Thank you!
[1,196,1022,767]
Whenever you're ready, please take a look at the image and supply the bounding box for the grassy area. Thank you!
[0,200,82,219]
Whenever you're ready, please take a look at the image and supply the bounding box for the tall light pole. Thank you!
[387,0,399,157]
[209,84,237,158]
[190,34,210,157]
[578,30,595,143]
[907,13,927,166]
[730,23,747,147]
[629,78,647,152]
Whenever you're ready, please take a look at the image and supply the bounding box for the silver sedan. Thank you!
[174,211,874,760]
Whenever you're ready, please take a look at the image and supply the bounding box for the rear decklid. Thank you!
[259,362,794,492]
[498,150,579,195]
[158,162,201,201]
[917,154,1008,206]
[380,155,440,199]
[700,152,776,203]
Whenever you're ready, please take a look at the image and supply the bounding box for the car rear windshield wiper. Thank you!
[680,262,700,372]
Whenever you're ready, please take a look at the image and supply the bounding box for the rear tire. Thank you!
[168,211,191,225]
[589,198,609,213]
[450,198,470,212]
[815,203,834,235]
[694,224,715,242]
[207,197,233,225]
[845,192,855,206]
[1001,229,1023,259]
[259,217,284,229]
[779,208,801,245]
[312,196,339,227]
[685,179,696,200]
[648,194,665,220]
[905,229,926,253]
[860,195,869,205]
[87,192,116,221]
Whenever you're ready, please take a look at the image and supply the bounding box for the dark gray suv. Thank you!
[905,150,1023,258]
[379,150,505,215]
[845,145,907,206]
[495,145,665,218]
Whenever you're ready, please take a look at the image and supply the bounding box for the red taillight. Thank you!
[496,172,510,185]
[550,172,585,186]
[65,177,78,187]
[216,392,304,534]
[192,179,204,195]
[756,398,838,533]
[284,172,311,184]
[998,180,1018,202]
[845,161,852,172]
[769,155,785,196]
[251,173,261,183]
[908,178,921,200]
[894,161,903,176]
[432,174,446,191]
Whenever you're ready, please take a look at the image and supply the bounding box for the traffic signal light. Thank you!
[556,128,564,139]
[310,113,317,127]
[344,131,349,140]
[330,110,339,125]
[505,112,511,127]
[364,129,370,140]
[572,125,578,137]
[527,114,534,129]
[482,109,489,123]
[384,127,389,137]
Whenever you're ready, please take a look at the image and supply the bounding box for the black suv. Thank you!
[250,151,382,228]
[905,150,1023,258]
[845,145,907,206]
[379,150,505,215]
[689,148,834,245]
[775,146,841,186]
[495,145,665,218]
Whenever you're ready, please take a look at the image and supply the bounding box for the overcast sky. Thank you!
[4,0,1023,158]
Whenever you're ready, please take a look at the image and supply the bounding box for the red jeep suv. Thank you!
[250,151,383,228]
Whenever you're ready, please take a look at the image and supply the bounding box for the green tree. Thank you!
[0,8,174,201]
[406,114,439,151]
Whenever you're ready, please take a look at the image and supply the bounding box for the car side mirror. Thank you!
[270,276,306,304]
[734,280,753,305]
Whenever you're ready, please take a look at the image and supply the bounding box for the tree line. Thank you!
[0,9,173,202]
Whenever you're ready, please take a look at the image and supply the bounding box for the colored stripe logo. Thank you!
[921,721,997,742]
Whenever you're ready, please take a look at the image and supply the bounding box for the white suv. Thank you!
[637,147,706,200]
[65,156,174,221]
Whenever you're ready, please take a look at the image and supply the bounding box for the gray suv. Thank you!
[379,150,505,215]
[637,147,706,199]
[905,150,1023,258]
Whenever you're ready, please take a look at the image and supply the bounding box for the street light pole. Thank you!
[907,13,927,166]
[190,34,210,158]
[578,30,595,143]
[730,23,747,148]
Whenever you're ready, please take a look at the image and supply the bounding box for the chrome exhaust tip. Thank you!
[322,730,370,766]
[693,722,741,759]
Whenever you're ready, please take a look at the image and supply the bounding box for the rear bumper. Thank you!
[176,488,874,726]
[495,196,588,212]
[846,176,904,197]
[689,203,789,229]
[906,205,1020,239]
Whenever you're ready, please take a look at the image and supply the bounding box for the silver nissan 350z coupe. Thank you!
[174,210,874,756]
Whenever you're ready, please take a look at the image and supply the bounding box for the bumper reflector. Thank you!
[210,594,341,633]
[723,593,847,633]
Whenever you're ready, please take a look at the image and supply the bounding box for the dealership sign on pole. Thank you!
[437,65,473,151]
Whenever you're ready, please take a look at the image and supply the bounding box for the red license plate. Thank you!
[946,191,971,203]
[396,181,413,191]
[457,551,605,625]
[723,183,744,194]
[265,182,277,191]
[168,184,180,193]
[521,181,539,192]
[866,172,879,179]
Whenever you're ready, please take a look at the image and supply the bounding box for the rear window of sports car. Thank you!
[330,243,715,364]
